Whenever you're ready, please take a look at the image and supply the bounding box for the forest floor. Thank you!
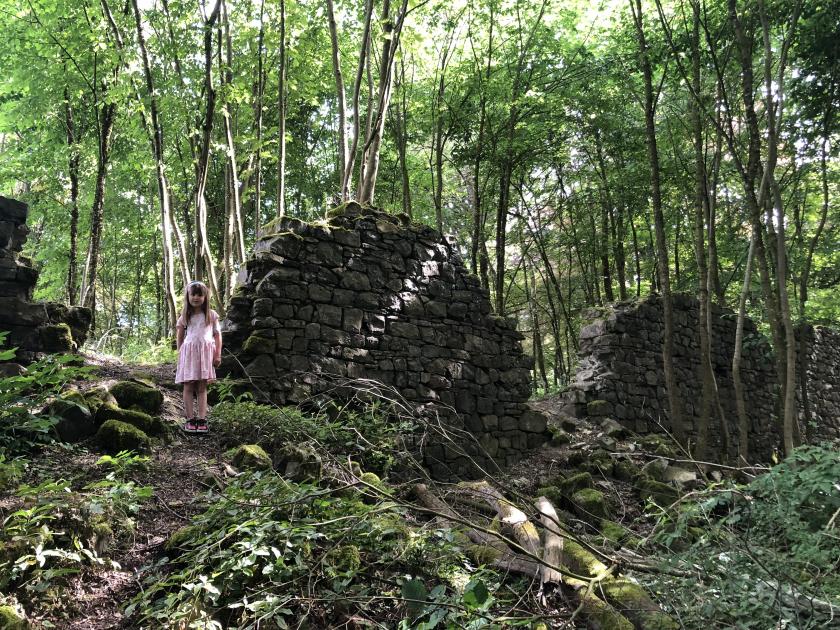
[11,355,228,629]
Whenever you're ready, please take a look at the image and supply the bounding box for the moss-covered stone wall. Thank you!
[219,203,548,478]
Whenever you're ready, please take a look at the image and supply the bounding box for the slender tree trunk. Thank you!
[276,0,287,217]
[471,3,493,277]
[326,0,349,200]
[194,0,223,309]
[631,0,686,445]
[393,55,412,218]
[734,231,756,463]
[343,0,374,200]
[131,0,178,326]
[63,85,81,306]
[359,0,409,204]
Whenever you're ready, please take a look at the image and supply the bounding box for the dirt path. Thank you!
[36,355,227,629]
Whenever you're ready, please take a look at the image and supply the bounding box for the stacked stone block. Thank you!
[0,196,91,361]
[566,294,780,459]
[798,325,840,443]
[219,203,548,478]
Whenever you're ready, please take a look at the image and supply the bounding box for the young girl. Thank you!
[175,280,222,433]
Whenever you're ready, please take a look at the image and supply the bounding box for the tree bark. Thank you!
[326,0,349,200]
[63,84,81,306]
[276,0,287,218]
[631,0,686,445]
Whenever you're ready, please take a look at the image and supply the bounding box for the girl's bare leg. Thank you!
[183,382,195,418]
[196,380,208,419]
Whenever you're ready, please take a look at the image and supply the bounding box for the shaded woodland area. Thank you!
[1,0,839,627]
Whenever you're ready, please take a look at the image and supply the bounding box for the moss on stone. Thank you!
[578,593,634,630]
[49,391,96,442]
[549,425,571,446]
[641,457,669,481]
[598,519,641,548]
[165,525,200,556]
[467,544,502,566]
[536,486,564,507]
[613,459,640,482]
[96,419,151,454]
[227,444,272,470]
[557,471,594,496]
[108,380,163,415]
[572,488,610,522]
[39,322,73,352]
[83,385,118,415]
[242,334,276,354]
[97,403,165,436]
[273,443,322,481]
[601,578,679,629]
[561,538,608,578]
[586,399,611,417]
[0,605,29,630]
[637,476,680,507]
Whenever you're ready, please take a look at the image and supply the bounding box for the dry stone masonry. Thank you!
[219,203,548,478]
[565,294,779,459]
[0,196,91,362]
[565,294,840,460]
[798,325,840,443]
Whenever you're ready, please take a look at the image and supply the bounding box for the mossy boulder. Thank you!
[108,380,163,415]
[48,391,96,442]
[0,605,29,630]
[613,459,640,482]
[640,434,677,458]
[165,525,200,557]
[97,403,165,436]
[641,457,669,482]
[637,476,680,507]
[598,519,641,548]
[557,471,594,497]
[228,444,272,471]
[601,578,679,629]
[273,443,322,481]
[571,488,610,522]
[548,425,571,446]
[600,417,628,439]
[536,485,564,507]
[39,322,74,352]
[467,544,502,566]
[82,385,118,416]
[578,449,615,477]
[578,593,634,630]
[96,419,151,454]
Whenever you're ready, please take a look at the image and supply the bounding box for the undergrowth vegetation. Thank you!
[644,444,840,628]
[128,471,514,629]
[210,398,416,476]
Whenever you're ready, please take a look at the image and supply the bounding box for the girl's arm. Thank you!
[213,312,222,366]
[176,323,185,350]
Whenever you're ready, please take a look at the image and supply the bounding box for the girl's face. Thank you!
[188,290,206,309]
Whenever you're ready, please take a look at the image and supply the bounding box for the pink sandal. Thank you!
[194,418,209,434]
[182,418,197,433]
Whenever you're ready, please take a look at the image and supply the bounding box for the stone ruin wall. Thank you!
[798,325,840,443]
[565,294,840,459]
[0,196,91,363]
[219,204,548,478]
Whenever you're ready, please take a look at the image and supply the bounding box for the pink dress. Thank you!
[175,311,220,384]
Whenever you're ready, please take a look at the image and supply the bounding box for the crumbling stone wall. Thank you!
[220,203,547,478]
[565,294,779,459]
[798,325,840,443]
[0,196,91,362]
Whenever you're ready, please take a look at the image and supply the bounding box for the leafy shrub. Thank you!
[644,444,840,628]
[0,332,94,455]
[0,474,152,608]
[210,400,414,475]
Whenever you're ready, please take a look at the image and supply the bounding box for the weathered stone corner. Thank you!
[0,196,91,361]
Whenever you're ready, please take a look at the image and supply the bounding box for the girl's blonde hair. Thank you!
[182,280,211,327]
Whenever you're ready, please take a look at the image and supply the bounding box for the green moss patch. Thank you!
[227,444,272,471]
[0,604,29,629]
[96,403,165,436]
[108,380,163,415]
[572,488,610,522]
[96,420,151,454]
[637,476,680,507]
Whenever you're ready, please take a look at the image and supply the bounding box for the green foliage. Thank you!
[95,450,151,477]
[0,473,151,608]
[128,471,525,629]
[210,401,414,475]
[644,444,840,628]
[0,332,94,454]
